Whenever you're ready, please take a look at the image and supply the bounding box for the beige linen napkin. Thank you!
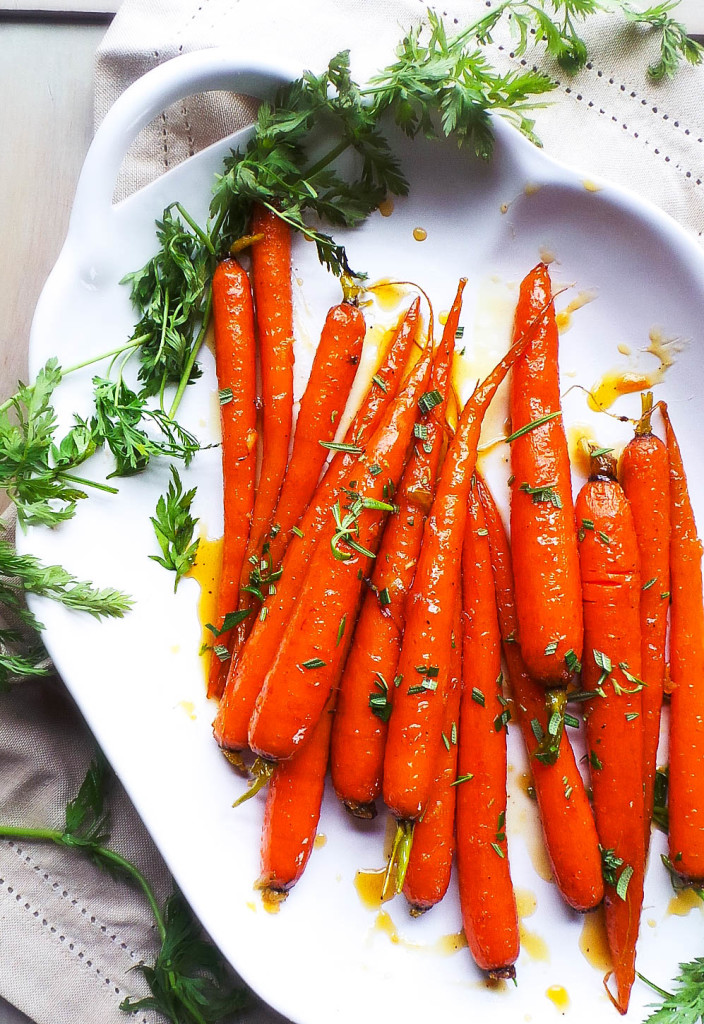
[2,2,704,1024]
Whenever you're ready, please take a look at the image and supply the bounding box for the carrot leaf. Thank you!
[149,466,200,591]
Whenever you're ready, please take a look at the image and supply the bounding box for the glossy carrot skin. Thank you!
[403,598,462,913]
[383,284,547,822]
[509,263,583,686]
[662,406,704,883]
[258,693,335,894]
[456,483,519,974]
[248,344,434,762]
[576,458,645,1014]
[620,414,670,850]
[213,301,421,751]
[330,294,458,812]
[234,205,295,644]
[477,475,604,913]
[268,301,366,568]
[207,258,257,698]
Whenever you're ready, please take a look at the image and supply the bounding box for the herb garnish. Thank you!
[149,466,200,591]
[0,757,246,1024]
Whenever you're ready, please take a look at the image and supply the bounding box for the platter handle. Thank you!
[69,50,295,234]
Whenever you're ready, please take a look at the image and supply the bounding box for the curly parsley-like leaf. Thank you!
[149,466,200,590]
[120,891,249,1024]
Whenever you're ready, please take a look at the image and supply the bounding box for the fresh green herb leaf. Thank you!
[149,466,200,591]
[301,657,326,669]
[504,410,561,443]
[418,389,443,415]
[520,481,562,508]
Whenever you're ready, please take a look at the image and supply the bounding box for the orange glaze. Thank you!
[509,263,583,686]
[663,407,704,882]
[235,205,295,649]
[478,475,604,913]
[213,301,421,752]
[456,484,519,975]
[268,301,366,564]
[331,298,457,810]
[576,455,645,1014]
[403,598,462,912]
[620,420,671,850]
[207,257,257,698]
[247,346,434,761]
[383,281,545,822]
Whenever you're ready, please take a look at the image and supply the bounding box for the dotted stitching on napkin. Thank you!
[0,871,150,1024]
[180,104,197,160]
[506,50,704,189]
[4,840,148,965]
[154,50,170,172]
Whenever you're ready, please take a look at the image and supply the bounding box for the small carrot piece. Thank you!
[235,205,295,637]
[402,598,461,914]
[620,392,670,850]
[213,300,421,751]
[206,257,258,698]
[477,473,604,913]
[330,290,458,815]
[383,279,548,823]
[662,404,704,883]
[268,297,366,568]
[576,451,645,1014]
[248,343,434,762]
[257,692,335,897]
[456,480,519,977]
[509,263,583,756]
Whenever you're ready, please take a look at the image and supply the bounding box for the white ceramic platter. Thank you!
[23,49,704,1024]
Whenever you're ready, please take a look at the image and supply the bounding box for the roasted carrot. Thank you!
[576,450,645,1014]
[206,257,258,699]
[509,262,583,758]
[477,473,604,913]
[234,205,295,643]
[330,287,459,815]
[662,404,704,883]
[247,342,434,762]
[456,480,519,976]
[402,594,461,914]
[268,294,366,569]
[257,691,335,897]
[383,279,550,823]
[620,392,670,850]
[213,300,421,751]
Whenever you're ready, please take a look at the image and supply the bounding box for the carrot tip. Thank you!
[487,965,517,983]
[342,799,377,821]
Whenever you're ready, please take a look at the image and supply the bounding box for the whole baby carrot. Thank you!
[456,480,519,977]
[257,692,335,897]
[206,257,257,699]
[576,450,645,1014]
[330,285,460,815]
[509,262,583,759]
[477,474,604,913]
[213,300,421,751]
[662,404,704,883]
[234,205,295,642]
[268,292,366,569]
[402,595,462,914]
[248,343,434,762]
[620,392,670,850]
[383,279,549,823]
